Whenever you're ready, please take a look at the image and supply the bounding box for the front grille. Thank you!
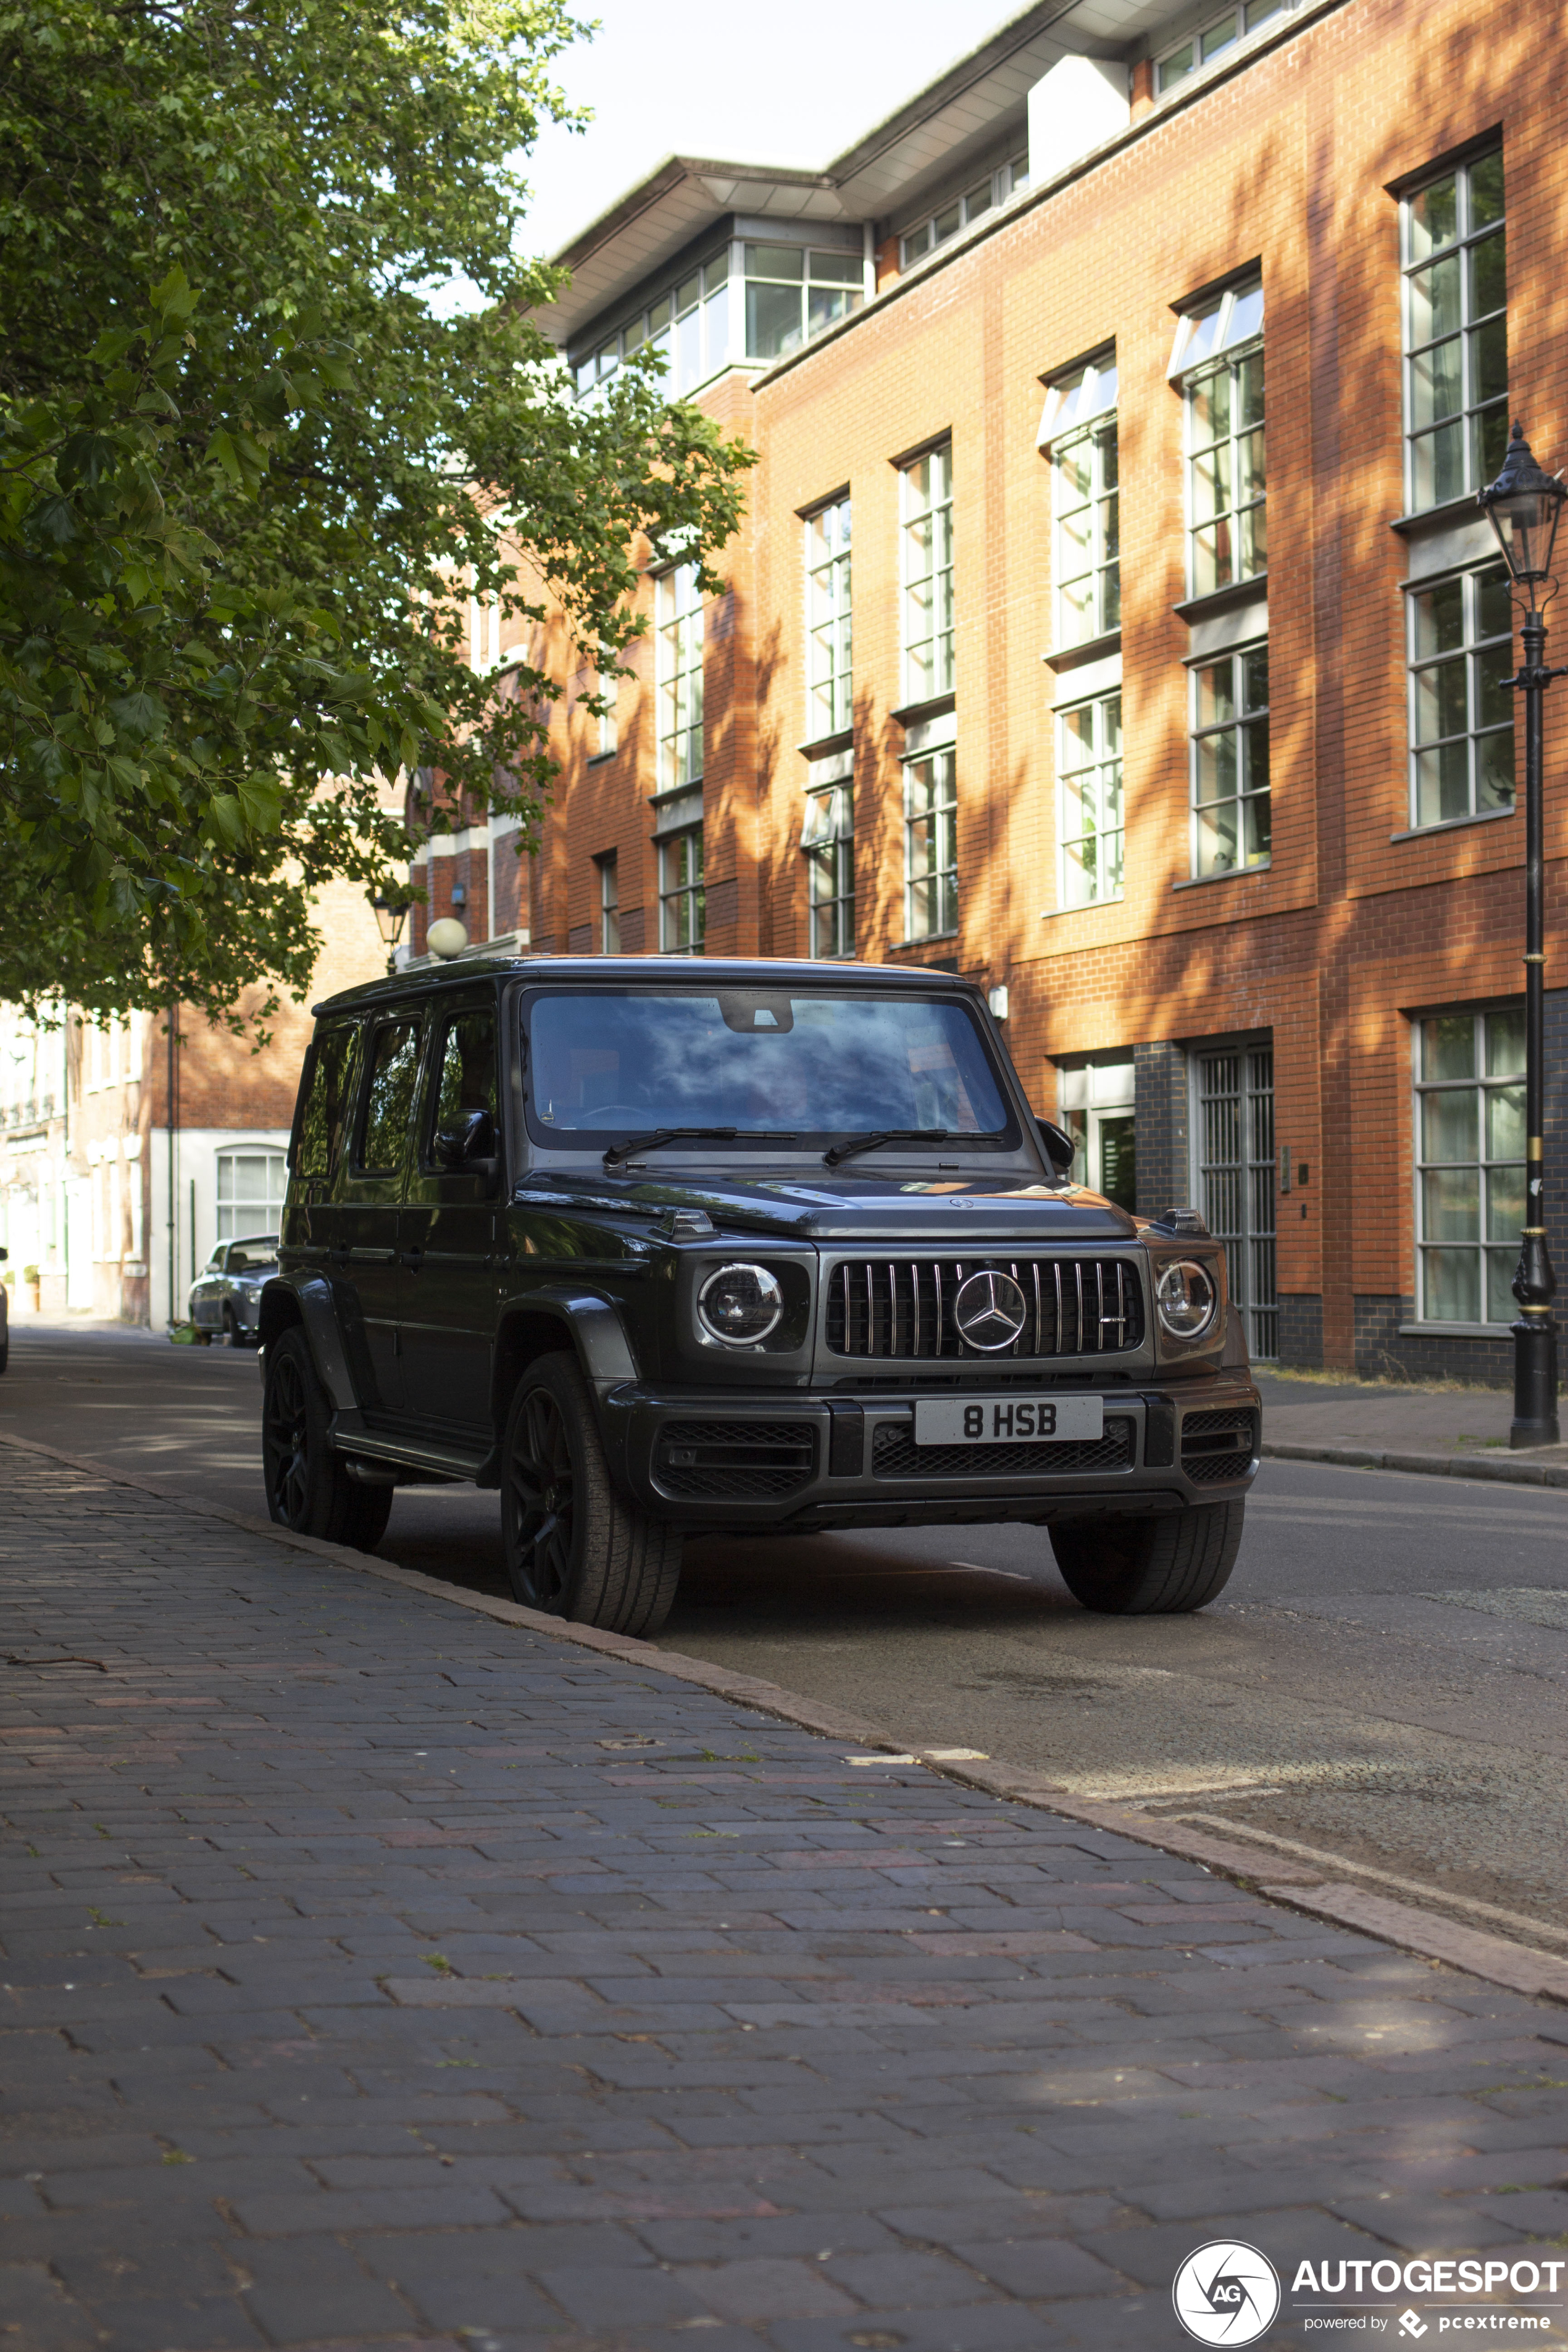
[1181,1406,1257,1484]
[872,1417,1135,1480]
[826,1257,1143,1361]
[653,1418,816,1500]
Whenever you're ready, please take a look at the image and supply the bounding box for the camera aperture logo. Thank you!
[1174,2241,1283,2346]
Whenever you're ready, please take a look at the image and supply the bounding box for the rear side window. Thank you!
[429,1011,498,1150]
[296,1024,360,1179]
[359,1020,422,1175]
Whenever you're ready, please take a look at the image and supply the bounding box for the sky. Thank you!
[519,0,1018,259]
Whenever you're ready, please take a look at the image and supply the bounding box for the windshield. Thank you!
[525,989,1015,1145]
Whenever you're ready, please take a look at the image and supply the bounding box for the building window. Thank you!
[904,747,957,939]
[1058,690,1124,907]
[590,653,617,759]
[1416,1007,1524,1325]
[596,853,620,954]
[1172,277,1265,598]
[805,496,853,738]
[1195,1041,1277,1358]
[216,1148,287,1241]
[1042,356,1119,649]
[744,246,863,363]
[901,446,954,706]
[656,562,704,793]
[575,249,731,401]
[1057,1057,1135,1210]
[1157,0,1283,92]
[900,153,1027,266]
[1403,148,1506,512]
[659,827,704,952]
[802,778,854,958]
[1192,643,1269,877]
[1408,562,1514,828]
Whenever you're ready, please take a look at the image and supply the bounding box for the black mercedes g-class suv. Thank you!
[259,955,1259,1637]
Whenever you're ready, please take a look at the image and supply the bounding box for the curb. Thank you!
[3,1427,1565,2011]
[1263,1438,1568,1488]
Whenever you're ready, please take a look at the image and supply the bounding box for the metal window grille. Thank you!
[1196,1044,1277,1358]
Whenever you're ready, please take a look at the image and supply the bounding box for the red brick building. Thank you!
[408,0,1567,1382]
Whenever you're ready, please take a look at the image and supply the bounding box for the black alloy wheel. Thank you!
[501,1351,682,1637]
[261,1325,391,1551]
[506,1380,576,1612]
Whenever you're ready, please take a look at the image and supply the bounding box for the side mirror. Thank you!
[0,1245,8,1262]
[1036,1118,1076,1179]
[433,1107,496,1172]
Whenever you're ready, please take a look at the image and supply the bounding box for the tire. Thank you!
[262,1325,370,1545]
[501,1351,681,1637]
[0,1335,8,1375]
[1050,1499,1244,1616]
[222,1306,240,1348]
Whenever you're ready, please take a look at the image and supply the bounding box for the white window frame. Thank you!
[1057,687,1124,907]
[743,244,864,364]
[899,152,1028,267]
[1413,1005,1524,1328]
[658,825,704,953]
[215,1148,287,1244]
[1406,562,1514,831]
[1155,0,1285,95]
[655,562,704,794]
[1191,640,1270,878]
[900,445,954,707]
[1041,355,1120,651]
[1056,1056,1136,1209]
[1401,147,1506,514]
[801,775,854,959]
[1171,278,1265,599]
[804,495,853,739]
[903,746,957,941]
[575,248,732,402]
[596,851,619,954]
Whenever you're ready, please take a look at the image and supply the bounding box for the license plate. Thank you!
[913,1394,1105,1446]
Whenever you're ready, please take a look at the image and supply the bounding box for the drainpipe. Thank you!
[165,999,177,1328]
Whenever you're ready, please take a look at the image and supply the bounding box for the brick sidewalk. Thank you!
[3,1452,1567,2352]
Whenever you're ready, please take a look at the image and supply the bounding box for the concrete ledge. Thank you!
[1264,1439,1568,1488]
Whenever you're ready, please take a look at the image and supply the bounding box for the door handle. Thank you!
[399,1246,425,1272]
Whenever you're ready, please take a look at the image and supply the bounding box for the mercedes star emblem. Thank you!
[953,1269,1028,1351]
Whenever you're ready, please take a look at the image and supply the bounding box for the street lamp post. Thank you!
[1480,420,1568,1448]
[372,890,410,977]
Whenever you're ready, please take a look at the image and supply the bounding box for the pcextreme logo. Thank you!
[1173,2240,1283,2345]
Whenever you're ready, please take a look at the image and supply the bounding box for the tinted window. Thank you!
[430,1012,498,1149]
[297,1024,360,1179]
[527,991,1011,1138]
[359,1022,422,1175]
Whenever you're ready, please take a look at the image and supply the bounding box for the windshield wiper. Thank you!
[823,1127,951,1169]
[602,1127,798,1174]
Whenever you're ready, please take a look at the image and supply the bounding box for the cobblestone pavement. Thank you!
[4,1450,1568,2352]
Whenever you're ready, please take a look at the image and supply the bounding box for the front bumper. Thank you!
[600,1374,1261,1533]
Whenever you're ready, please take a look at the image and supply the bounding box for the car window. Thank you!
[526,990,1013,1140]
[297,1023,361,1179]
[428,1011,498,1154]
[359,1020,422,1175]
[228,1249,251,1273]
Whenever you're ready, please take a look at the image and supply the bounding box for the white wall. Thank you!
[146,1127,291,1328]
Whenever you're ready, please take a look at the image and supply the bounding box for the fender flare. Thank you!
[259,1275,361,1413]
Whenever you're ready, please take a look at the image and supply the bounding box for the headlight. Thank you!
[1155,1258,1218,1341]
[696,1262,784,1346]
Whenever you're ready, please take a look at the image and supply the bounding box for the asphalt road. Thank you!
[5,1317,1567,1946]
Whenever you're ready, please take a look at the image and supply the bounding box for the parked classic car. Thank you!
[259,956,1260,1636]
[189,1236,278,1345]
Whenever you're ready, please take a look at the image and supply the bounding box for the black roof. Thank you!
[312,954,983,1020]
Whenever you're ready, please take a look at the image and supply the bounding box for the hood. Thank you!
[514,1164,1137,1242]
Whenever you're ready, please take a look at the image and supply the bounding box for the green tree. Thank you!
[0,0,753,1024]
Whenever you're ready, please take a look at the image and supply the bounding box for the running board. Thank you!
[330,1422,485,1485]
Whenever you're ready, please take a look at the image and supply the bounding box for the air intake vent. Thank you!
[825,1257,1143,1360]
[652,1419,816,1499]
[1180,1406,1257,1483]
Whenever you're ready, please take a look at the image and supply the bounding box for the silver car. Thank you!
[188,1235,278,1346]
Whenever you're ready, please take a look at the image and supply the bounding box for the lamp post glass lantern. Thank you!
[1480,420,1568,1446]
[372,891,410,975]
